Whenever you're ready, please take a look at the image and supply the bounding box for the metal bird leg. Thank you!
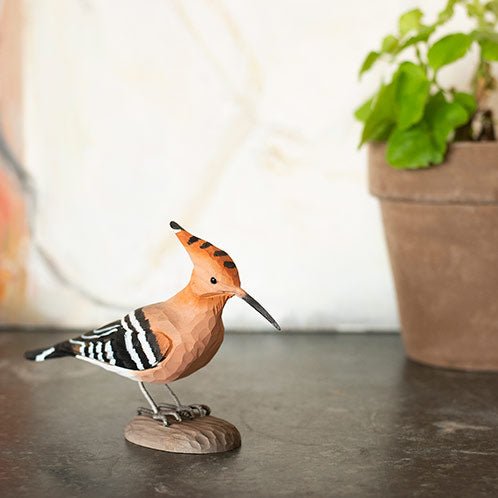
[137,382,182,427]
[156,384,211,420]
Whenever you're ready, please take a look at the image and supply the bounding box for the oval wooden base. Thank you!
[124,415,241,454]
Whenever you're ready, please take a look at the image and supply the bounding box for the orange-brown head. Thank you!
[170,221,280,330]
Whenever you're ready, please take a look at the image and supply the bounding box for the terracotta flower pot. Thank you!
[368,142,498,371]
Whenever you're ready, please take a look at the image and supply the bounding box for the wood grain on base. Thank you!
[124,415,241,454]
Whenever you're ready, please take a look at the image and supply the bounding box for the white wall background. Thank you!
[21,0,490,330]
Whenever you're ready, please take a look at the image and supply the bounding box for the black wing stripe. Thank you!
[110,324,138,369]
[135,308,162,362]
[124,314,151,369]
[73,311,164,371]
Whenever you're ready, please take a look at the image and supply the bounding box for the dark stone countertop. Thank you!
[1,331,498,497]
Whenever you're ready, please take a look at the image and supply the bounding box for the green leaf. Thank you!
[385,92,471,169]
[481,39,498,60]
[467,0,486,19]
[381,35,399,54]
[387,123,442,168]
[360,82,396,145]
[427,33,473,70]
[452,91,477,116]
[485,0,498,16]
[474,31,498,60]
[425,92,469,148]
[433,102,469,146]
[354,97,374,122]
[359,51,380,77]
[393,62,430,129]
[399,25,435,50]
[399,9,423,36]
[437,0,460,24]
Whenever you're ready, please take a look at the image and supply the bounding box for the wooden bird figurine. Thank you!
[25,222,281,426]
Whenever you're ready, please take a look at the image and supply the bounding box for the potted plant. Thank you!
[356,0,498,371]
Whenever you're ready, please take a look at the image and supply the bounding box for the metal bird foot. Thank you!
[157,403,211,419]
[137,403,211,426]
[137,406,182,426]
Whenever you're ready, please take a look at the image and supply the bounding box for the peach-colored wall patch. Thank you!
[0,168,28,320]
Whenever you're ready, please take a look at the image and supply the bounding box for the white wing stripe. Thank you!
[96,342,104,361]
[105,340,116,365]
[129,312,158,366]
[121,318,144,370]
[81,329,117,339]
[35,347,55,361]
[93,323,118,333]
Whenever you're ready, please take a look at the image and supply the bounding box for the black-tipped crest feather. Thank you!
[169,221,183,230]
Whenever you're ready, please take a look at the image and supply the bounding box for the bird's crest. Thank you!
[170,221,240,287]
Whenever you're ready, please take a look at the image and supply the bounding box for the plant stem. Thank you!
[431,71,447,96]
[415,45,425,69]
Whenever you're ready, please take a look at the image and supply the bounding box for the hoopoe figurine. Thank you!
[25,222,281,426]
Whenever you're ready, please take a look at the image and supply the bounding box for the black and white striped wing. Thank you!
[70,308,164,372]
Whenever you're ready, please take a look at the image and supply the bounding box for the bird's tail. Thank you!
[24,341,75,362]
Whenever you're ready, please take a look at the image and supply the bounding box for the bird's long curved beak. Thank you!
[235,288,281,331]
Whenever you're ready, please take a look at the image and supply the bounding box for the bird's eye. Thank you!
[210,277,217,284]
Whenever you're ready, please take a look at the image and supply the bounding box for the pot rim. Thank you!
[368,142,498,204]
[445,141,498,149]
